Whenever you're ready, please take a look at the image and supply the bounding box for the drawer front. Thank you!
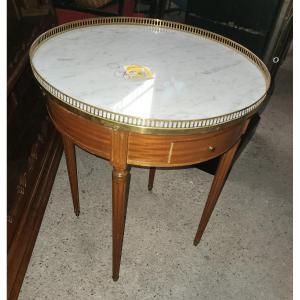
[169,126,242,165]
[127,122,245,167]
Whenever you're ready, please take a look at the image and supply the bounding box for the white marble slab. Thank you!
[32,24,267,121]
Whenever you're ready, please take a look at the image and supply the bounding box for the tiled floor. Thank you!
[18,50,292,300]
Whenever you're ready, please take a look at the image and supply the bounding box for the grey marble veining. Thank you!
[32,24,267,120]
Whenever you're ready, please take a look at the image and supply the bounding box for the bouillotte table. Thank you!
[30,17,270,281]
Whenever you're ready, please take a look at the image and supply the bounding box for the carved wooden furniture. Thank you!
[30,17,270,281]
[7,8,63,300]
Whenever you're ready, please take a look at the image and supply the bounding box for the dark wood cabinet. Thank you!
[183,0,292,175]
[7,5,63,299]
[185,0,283,58]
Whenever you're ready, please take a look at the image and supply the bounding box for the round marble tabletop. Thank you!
[30,18,270,131]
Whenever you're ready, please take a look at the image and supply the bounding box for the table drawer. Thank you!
[169,127,241,165]
[127,122,245,167]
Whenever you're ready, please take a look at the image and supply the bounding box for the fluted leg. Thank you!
[112,167,129,281]
[194,141,240,246]
[62,135,80,216]
[148,167,156,191]
[111,130,129,281]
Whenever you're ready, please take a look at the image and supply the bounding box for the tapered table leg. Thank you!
[193,141,240,246]
[111,130,129,281]
[62,135,80,216]
[112,167,130,281]
[148,167,156,191]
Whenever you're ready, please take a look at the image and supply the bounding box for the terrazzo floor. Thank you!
[18,51,292,299]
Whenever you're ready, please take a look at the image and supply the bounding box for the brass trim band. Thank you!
[30,17,271,134]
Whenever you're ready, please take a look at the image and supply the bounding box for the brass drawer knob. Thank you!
[208,146,215,152]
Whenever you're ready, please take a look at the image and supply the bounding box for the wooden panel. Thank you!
[127,133,171,166]
[127,122,245,167]
[170,124,242,165]
[8,125,63,300]
[48,100,112,159]
[7,13,62,300]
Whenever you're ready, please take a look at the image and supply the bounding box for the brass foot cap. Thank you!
[193,239,199,246]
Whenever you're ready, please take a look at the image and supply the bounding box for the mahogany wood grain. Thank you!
[111,130,129,281]
[127,123,244,167]
[193,140,241,246]
[62,134,80,216]
[48,100,112,159]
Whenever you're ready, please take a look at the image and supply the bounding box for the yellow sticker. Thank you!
[124,65,154,80]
